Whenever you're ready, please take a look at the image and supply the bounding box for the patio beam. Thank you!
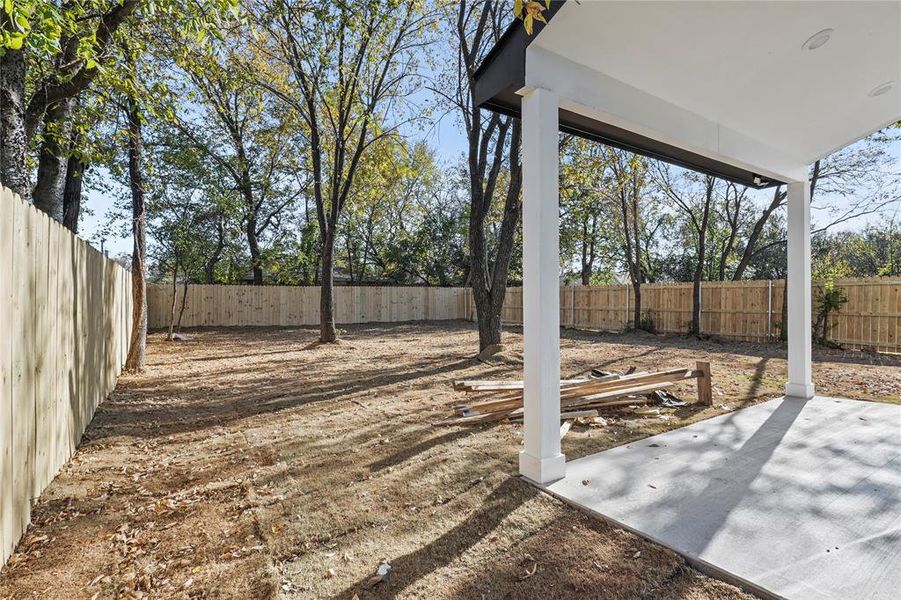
[785,179,815,400]
[520,86,566,485]
[523,45,805,186]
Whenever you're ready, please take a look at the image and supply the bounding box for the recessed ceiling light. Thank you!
[802,28,833,50]
[869,81,895,97]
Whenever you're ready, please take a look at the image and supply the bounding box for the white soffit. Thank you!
[534,1,901,165]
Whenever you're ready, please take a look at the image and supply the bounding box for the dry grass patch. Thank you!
[1,322,898,599]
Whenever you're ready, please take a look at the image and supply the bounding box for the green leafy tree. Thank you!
[2,0,141,213]
[336,139,453,284]
[813,220,901,278]
[164,31,302,285]
[559,135,618,284]
[147,182,225,338]
[655,166,717,335]
[607,148,659,328]
[253,0,434,342]
[0,0,237,219]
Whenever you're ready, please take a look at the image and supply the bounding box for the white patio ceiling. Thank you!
[524,0,901,182]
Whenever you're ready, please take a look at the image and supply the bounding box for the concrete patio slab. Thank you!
[544,396,901,600]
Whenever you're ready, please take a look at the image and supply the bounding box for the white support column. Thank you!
[520,87,566,485]
[785,179,815,399]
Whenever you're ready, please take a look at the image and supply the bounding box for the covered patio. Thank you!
[475,1,901,598]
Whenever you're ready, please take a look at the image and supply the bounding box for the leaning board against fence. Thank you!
[1,185,134,566]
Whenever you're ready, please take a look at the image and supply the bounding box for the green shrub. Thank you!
[814,283,848,346]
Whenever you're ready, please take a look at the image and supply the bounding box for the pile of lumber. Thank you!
[439,362,712,426]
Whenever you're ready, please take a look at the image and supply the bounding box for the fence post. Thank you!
[624,284,630,331]
[766,279,773,341]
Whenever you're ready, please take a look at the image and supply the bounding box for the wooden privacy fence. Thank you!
[149,278,899,353]
[147,284,472,328]
[1,186,134,566]
[502,281,785,342]
[502,278,901,353]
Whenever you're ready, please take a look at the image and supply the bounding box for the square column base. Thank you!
[520,450,566,485]
[785,382,815,400]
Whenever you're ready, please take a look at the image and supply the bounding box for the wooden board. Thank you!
[11,195,36,546]
[32,210,50,496]
[0,188,15,564]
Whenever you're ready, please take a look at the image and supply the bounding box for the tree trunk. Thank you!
[167,261,178,341]
[632,282,642,328]
[732,186,785,281]
[690,179,714,335]
[627,237,643,328]
[0,44,28,198]
[470,266,506,350]
[32,99,75,222]
[176,277,189,332]
[62,154,85,233]
[467,116,521,353]
[626,178,645,329]
[691,246,707,335]
[245,207,263,285]
[476,304,502,350]
[203,218,226,283]
[124,95,147,371]
[470,289,496,348]
[580,219,592,285]
[319,230,337,342]
[691,276,702,335]
[469,229,508,351]
[467,191,494,350]
[346,234,355,283]
[238,166,263,285]
[780,273,789,342]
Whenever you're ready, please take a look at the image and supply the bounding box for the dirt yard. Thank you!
[1,322,899,600]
